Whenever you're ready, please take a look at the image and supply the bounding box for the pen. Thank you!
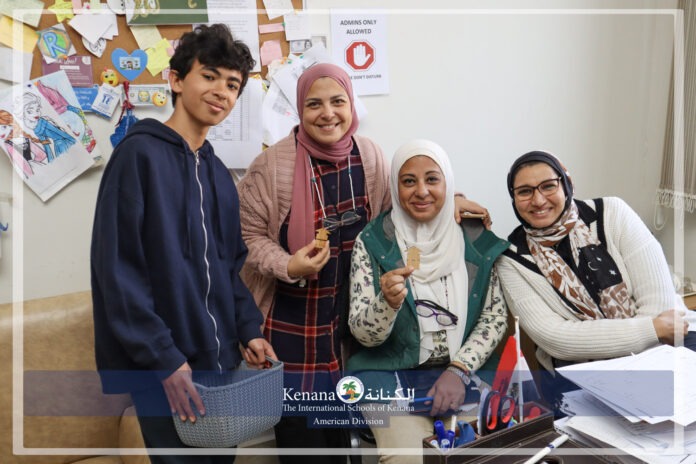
[523,434,569,464]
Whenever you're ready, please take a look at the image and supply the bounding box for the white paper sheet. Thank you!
[261,0,294,20]
[203,0,261,73]
[0,46,31,83]
[207,78,264,169]
[558,345,696,426]
[261,80,298,146]
[284,11,311,41]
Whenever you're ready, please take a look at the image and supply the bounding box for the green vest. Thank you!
[345,211,509,392]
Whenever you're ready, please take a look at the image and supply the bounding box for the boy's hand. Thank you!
[380,266,414,309]
[243,338,278,368]
[287,240,331,278]
[162,361,204,422]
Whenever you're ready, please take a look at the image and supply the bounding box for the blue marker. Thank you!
[433,419,447,443]
[446,430,455,449]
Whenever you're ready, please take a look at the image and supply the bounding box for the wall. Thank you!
[1,0,693,304]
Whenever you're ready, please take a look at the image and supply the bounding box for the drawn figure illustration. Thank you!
[35,80,97,153]
[0,110,48,178]
[22,92,76,162]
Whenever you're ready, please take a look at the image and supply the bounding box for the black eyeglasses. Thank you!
[322,210,361,232]
[512,177,562,201]
[414,299,459,326]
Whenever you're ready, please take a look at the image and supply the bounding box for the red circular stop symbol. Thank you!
[345,41,375,71]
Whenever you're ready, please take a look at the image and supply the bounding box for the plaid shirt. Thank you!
[264,146,369,393]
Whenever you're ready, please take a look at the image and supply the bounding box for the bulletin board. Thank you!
[30,0,303,84]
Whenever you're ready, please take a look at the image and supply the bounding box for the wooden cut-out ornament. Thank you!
[407,246,421,270]
[315,227,330,249]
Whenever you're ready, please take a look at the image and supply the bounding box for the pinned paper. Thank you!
[91,83,121,118]
[259,22,284,34]
[0,16,39,54]
[73,85,99,111]
[82,36,107,58]
[69,10,117,45]
[111,48,148,81]
[283,11,310,41]
[128,84,169,107]
[43,56,94,88]
[130,25,162,50]
[31,71,103,162]
[260,39,282,66]
[0,0,43,28]
[262,0,293,20]
[106,0,126,14]
[0,85,95,201]
[36,25,75,62]
[144,38,170,77]
[48,0,76,22]
[0,46,32,83]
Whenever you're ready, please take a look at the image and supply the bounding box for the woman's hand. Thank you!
[286,239,331,278]
[652,309,689,345]
[379,266,413,309]
[454,196,492,229]
[426,370,467,416]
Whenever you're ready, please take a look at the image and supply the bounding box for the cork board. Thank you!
[30,0,303,84]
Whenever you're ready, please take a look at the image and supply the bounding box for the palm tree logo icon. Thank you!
[336,376,364,404]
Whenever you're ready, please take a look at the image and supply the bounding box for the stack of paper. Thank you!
[555,345,696,464]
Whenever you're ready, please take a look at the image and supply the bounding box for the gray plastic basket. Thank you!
[173,358,283,448]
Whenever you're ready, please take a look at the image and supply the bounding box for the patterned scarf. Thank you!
[525,202,636,320]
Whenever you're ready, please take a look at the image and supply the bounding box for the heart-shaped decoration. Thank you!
[111,48,148,82]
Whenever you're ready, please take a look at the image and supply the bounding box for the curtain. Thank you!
[657,0,696,213]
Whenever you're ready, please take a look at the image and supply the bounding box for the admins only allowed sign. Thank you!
[330,10,389,96]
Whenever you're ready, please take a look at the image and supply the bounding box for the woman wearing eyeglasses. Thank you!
[497,150,692,413]
[346,139,509,463]
[238,65,489,461]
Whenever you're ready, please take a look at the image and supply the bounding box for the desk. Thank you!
[685,292,696,310]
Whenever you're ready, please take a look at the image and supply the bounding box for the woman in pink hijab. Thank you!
[237,63,488,461]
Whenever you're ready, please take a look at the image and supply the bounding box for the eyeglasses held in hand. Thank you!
[322,210,361,232]
[414,299,459,326]
[512,177,562,201]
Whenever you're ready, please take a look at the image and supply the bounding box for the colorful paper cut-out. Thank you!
[111,48,148,81]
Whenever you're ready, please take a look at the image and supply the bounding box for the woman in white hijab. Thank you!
[346,139,509,463]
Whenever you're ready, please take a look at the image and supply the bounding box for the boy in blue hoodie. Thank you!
[91,24,276,463]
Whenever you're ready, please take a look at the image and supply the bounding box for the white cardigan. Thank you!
[497,197,683,371]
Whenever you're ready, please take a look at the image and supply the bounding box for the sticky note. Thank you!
[145,38,171,77]
[130,25,161,50]
[0,16,39,53]
[0,0,43,28]
[48,0,76,22]
[260,39,282,66]
[259,22,284,34]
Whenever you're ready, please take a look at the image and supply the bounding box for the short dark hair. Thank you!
[168,24,256,106]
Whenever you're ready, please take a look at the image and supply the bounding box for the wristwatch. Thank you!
[446,365,471,386]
